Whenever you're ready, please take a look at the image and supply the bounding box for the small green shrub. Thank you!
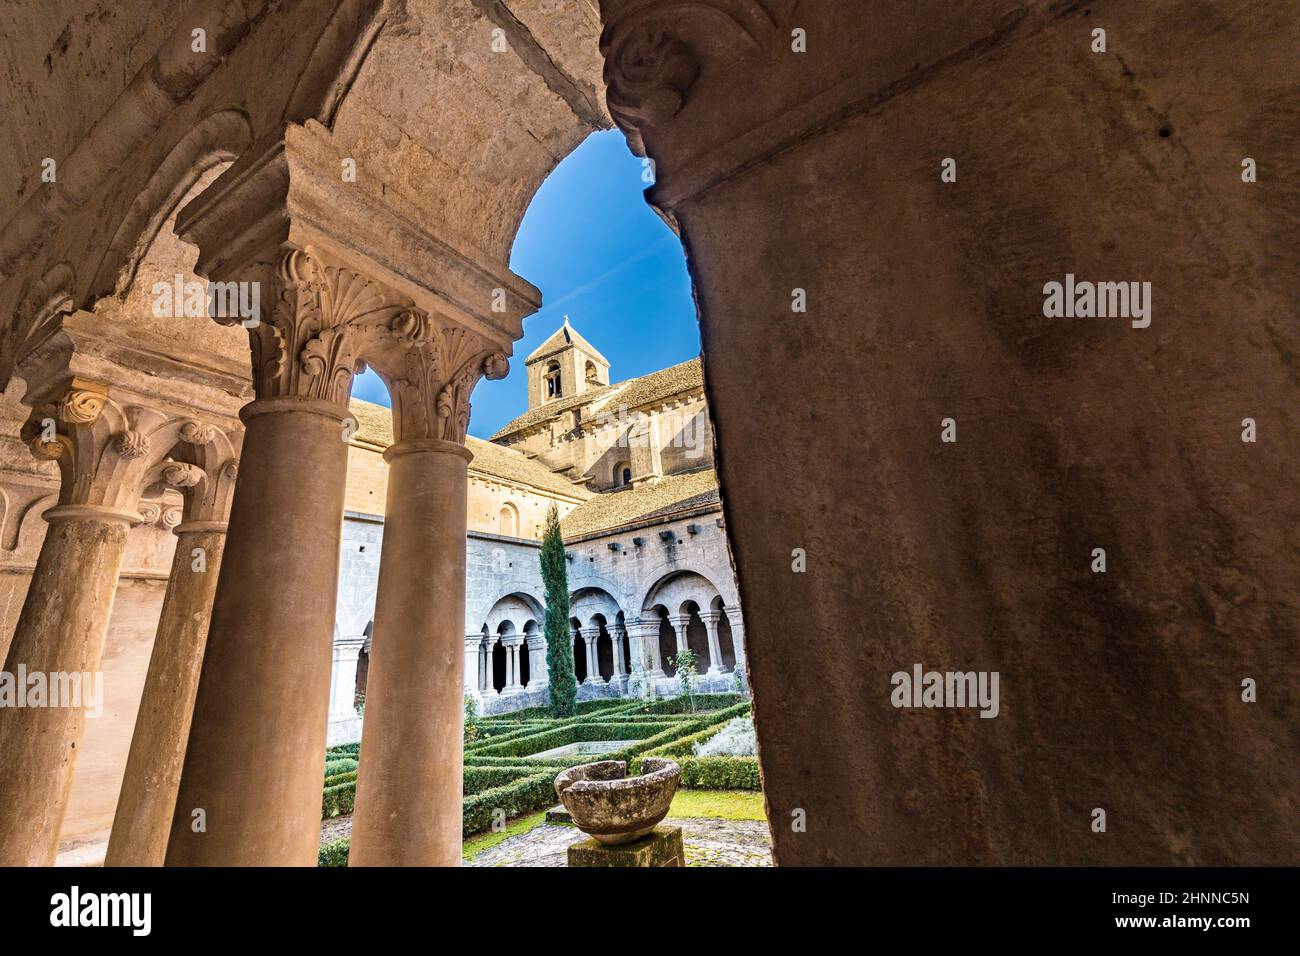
[324,758,358,777]
[319,837,350,867]
[322,780,357,818]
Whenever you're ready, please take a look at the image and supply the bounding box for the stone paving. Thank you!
[466,817,773,867]
[322,813,773,866]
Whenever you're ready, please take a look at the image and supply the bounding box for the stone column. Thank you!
[0,384,166,865]
[724,608,747,670]
[164,126,531,865]
[528,634,549,686]
[667,613,692,668]
[328,635,366,731]
[105,426,239,870]
[699,610,726,675]
[612,628,627,680]
[348,338,509,867]
[166,394,351,866]
[464,635,483,701]
[580,626,600,684]
[502,637,521,693]
[481,637,495,694]
[629,619,666,679]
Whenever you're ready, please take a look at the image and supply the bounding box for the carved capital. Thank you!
[366,320,509,445]
[20,384,240,520]
[244,247,419,407]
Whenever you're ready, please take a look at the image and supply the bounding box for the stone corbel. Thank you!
[598,0,781,155]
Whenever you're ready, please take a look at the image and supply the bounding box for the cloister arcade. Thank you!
[2,0,1291,870]
[464,569,745,711]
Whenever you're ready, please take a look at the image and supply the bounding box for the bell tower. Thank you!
[524,317,610,409]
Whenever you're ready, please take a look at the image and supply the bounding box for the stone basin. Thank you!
[554,758,681,845]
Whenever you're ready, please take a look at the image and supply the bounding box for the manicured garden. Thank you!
[318,693,760,866]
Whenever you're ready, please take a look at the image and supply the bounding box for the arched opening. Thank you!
[654,605,677,678]
[613,460,632,487]
[544,360,562,399]
[491,637,507,693]
[570,617,587,683]
[585,360,598,384]
[522,621,539,688]
[593,613,613,682]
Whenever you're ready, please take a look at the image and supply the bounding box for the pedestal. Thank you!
[567,825,685,867]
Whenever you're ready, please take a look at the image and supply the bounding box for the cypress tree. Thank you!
[540,504,577,717]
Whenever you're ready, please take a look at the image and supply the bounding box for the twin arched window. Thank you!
[544,361,562,399]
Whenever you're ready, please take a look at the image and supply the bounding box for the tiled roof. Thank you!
[559,468,720,539]
[490,357,703,441]
[347,399,590,501]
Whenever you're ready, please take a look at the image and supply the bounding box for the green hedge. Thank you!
[324,769,358,789]
[462,771,556,836]
[619,693,745,716]
[324,758,357,777]
[319,837,350,867]
[322,780,356,818]
[470,720,678,760]
[463,764,539,794]
[675,756,761,789]
[326,743,360,758]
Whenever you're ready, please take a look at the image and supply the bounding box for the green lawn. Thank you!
[668,789,767,821]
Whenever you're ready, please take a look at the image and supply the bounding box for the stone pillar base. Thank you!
[567,825,684,867]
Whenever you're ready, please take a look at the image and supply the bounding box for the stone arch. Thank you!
[640,569,724,619]
[1,262,75,391]
[87,109,254,303]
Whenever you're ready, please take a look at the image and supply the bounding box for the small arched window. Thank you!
[499,503,518,537]
[614,462,632,487]
[585,360,598,384]
[544,361,562,399]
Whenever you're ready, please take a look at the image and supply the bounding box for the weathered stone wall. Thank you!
[600,0,1300,864]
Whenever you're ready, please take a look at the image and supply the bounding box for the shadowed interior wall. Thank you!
[601,0,1299,864]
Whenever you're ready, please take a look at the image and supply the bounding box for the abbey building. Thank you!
[332,319,746,740]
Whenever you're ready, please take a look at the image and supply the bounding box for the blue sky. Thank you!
[351,129,701,438]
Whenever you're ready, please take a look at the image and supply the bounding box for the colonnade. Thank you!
[0,125,530,866]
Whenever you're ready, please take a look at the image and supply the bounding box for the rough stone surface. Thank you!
[555,758,680,844]
[568,824,684,867]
